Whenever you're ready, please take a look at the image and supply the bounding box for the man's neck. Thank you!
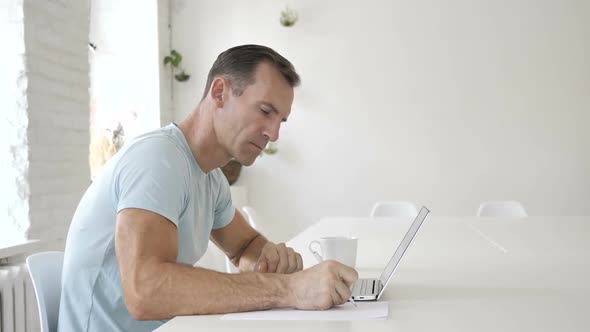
[177,103,231,173]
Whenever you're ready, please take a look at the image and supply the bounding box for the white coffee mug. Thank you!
[308,236,358,268]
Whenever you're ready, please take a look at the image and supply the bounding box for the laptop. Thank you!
[351,206,430,301]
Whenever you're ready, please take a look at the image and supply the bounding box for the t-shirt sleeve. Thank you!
[212,169,235,229]
[114,138,189,227]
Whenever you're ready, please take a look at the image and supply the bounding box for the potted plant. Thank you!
[279,7,298,27]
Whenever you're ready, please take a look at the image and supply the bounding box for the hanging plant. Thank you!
[261,141,278,155]
[164,49,190,82]
[280,7,298,27]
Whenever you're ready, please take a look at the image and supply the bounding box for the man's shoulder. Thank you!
[124,126,189,160]
[107,127,194,183]
[129,125,182,146]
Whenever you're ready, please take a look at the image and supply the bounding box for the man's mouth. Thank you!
[250,142,264,151]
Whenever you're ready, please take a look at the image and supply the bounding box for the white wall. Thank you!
[23,0,91,250]
[169,0,590,241]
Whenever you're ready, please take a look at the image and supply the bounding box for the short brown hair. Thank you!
[201,44,300,100]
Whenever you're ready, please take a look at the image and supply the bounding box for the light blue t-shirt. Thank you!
[58,124,235,332]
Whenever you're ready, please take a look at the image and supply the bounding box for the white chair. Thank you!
[225,206,263,273]
[370,201,418,218]
[477,201,528,217]
[26,251,64,332]
[240,206,262,232]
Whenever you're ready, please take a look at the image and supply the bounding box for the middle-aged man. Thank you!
[58,44,359,332]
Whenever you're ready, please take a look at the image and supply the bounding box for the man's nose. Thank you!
[264,121,281,142]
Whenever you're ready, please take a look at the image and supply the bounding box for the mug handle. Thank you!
[308,240,323,263]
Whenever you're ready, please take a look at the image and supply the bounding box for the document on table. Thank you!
[221,302,389,321]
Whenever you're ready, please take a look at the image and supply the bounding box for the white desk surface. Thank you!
[155,216,590,332]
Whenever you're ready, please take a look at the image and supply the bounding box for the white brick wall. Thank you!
[1,0,30,244]
[23,0,91,250]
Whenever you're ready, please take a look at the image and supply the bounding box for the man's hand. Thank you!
[255,242,303,274]
[286,260,359,310]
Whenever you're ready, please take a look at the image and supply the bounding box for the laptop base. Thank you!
[351,278,383,301]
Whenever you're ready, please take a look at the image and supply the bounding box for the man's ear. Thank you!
[209,77,226,108]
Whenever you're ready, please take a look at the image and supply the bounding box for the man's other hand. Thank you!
[255,242,303,274]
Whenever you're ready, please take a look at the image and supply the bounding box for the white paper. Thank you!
[221,302,389,321]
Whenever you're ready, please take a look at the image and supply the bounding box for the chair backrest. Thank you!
[26,251,64,332]
[370,201,418,218]
[477,201,528,217]
[240,206,261,231]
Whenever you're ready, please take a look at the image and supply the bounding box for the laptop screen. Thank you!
[378,207,430,286]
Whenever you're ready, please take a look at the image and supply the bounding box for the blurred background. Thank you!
[1,0,588,253]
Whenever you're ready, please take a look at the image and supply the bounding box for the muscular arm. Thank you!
[115,208,291,320]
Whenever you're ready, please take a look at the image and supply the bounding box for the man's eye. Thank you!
[260,108,270,115]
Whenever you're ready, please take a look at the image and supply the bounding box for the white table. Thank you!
[155,216,590,332]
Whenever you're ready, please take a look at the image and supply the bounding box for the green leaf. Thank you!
[164,50,183,67]
[173,54,182,66]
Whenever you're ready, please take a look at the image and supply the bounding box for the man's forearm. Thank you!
[126,260,290,320]
[234,233,269,272]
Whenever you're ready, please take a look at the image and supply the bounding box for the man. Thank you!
[58,44,358,331]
